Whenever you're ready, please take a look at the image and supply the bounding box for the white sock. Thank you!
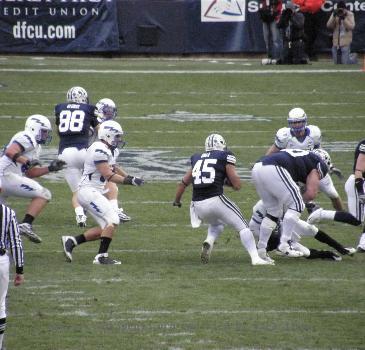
[258,217,277,249]
[359,232,365,248]
[321,210,336,220]
[281,209,301,244]
[239,228,259,260]
[109,199,119,211]
[75,206,85,216]
[0,333,3,350]
[205,224,224,246]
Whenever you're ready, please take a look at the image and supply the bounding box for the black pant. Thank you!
[279,39,308,64]
[303,12,321,58]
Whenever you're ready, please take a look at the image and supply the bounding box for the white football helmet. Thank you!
[66,86,89,104]
[312,148,332,168]
[98,120,125,149]
[205,134,227,151]
[287,107,307,135]
[25,114,52,145]
[95,98,117,122]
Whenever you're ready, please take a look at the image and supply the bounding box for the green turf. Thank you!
[0,55,364,350]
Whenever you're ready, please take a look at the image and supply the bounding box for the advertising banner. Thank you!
[0,0,119,52]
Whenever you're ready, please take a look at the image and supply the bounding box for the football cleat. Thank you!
[201,241,213,264]
[258,247,275,264]
[117,208,131,222]
[307,208,323,225]
[61,236,77,262]
[329,252,342,261]
[76,214,87,228]
[251,257,275,266]
[93,253,121,265]
[290,242,311,257]
[343,247,356,256]
[18,223,42,243]
[277,241,304,258]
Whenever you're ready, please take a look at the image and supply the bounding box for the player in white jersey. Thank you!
[61,120,144,265]
[94,98,131,223]
[249,200,355,263]
[266,107,344,211]
[0,115,65,243]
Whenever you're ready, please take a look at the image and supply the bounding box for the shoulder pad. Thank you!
[359,142,365,153]
[307,125,322,146]
[275,127,291,149]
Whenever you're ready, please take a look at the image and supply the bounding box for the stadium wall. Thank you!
[0,0,364,53]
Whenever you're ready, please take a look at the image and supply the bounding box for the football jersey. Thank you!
[55,102,98,153]
[352,139,365,177]
[78,141,115,192]
[191,149,236,201]
[0,131,41,176]
[261,149,328,183]
[274,125,321,150]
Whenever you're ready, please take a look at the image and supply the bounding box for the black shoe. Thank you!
[201,242,212,264]
[93,253,121,265]
[61,236,76,262]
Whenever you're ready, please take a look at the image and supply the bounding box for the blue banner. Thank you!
[0,0,119,52]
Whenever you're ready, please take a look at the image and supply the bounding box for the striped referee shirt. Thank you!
[0,204,24,274]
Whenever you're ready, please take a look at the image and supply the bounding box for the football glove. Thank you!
[173,201,182,208]
[123,175,144,186]
[330,166,344,180]
[48,160,66,172]
[359,194,365,204]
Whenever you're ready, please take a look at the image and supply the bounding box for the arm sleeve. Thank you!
[8,210,24,273]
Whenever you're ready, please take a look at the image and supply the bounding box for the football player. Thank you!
[265,107,344,211]
[55,86,99,228]
[344,138,365,252]
[94,98,131,223]
[251,149,328,259]
[249,200,356,263]
[0,115,65,243]
[61,120,144,265]
[173,134,271,266]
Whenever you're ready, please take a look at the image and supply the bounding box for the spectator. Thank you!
[276,1,309,64]
[259,0,283,63]
[294,0,325,61]
[327,0,357,64]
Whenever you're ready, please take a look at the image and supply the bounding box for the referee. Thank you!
[0,203,24,350]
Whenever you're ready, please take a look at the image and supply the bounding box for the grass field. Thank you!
[0,55,365,350]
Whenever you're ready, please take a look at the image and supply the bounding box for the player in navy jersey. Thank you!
[251,148,328,261]
[55,86,99,228]
[344,139,365,252]
[173,134,271,266]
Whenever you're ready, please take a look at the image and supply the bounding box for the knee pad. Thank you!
[40,188,52,201]
[261,216,278,232]
[284,208,301,222]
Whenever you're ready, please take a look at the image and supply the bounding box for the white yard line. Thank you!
[11,309,365,317]
[23,277,365,284]
[1,89,365,95]
[0,68,361,74]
